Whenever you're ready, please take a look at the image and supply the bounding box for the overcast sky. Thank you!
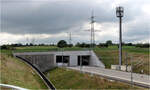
[1,0,150,45]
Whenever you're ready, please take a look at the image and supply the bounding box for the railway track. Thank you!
[15,56,56,90]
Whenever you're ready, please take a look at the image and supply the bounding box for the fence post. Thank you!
[125,52,128,72]
[130,56,133,87]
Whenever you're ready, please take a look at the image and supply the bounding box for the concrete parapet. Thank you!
[111,65,131,72]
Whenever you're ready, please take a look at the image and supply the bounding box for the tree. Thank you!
[98,43,108,48]
[75,42,80,47]
[68,44,73,47]
[0,45,15,50]
[126,43,132,46]
[57,40,67,48]
[75,42,90,48]
[135,43,149,48]
[106,40,112,46]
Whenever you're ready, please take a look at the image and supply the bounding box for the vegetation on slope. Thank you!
[46,68,140,89]
[0,54,47,89]
[94,46,149,75]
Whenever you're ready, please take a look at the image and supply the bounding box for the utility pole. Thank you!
[68,32,72,45]
[125,52,128,72]
[130,56,133,87]
[116,6,124,70]
[84,11,101,50]
[90,10,95,49]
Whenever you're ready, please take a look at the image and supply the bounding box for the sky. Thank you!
[1,0,150,45]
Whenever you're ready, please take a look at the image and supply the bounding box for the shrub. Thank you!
[0,45,16,50]
[135,43,150,48]
[98,43,108,48]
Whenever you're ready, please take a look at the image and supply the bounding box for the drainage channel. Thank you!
[15,56,56,90]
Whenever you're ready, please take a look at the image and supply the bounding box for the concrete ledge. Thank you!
[111,65,131,72]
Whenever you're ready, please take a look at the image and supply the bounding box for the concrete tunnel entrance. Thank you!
[56,55,70,66]
[78,55,90,66]
[13,51,105,72]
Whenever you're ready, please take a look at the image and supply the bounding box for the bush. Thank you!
[68,44,73,47]
[135,43,150,48]
[98,43,108,48]
[0,45,16,50]
[75,42,90,48]
[126,43,133,46]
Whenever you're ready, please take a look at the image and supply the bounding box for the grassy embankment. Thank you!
[94,46,149,75]
[0,53,47,89]
[0,46,81,89]
[45,67,141,89]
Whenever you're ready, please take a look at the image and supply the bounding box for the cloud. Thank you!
[1,0,118,34]
[1,0,150,44]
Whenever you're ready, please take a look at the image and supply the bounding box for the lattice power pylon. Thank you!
[90,10,95,48]
[85,11,101,49]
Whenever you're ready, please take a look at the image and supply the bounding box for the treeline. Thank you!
[0,43,56,50]
[1,40,149,50]
[134,43,149,48]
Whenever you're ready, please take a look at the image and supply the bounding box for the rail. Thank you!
[15,56,56,90]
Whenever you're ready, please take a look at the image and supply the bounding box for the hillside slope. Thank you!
[0,54,47,89]
[46,68,141,89]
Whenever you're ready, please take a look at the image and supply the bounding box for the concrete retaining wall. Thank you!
[13,50,105,72]
[16,54,55,72]
[90,51,105,68]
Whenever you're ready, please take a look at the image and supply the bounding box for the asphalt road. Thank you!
[67,66,150,88]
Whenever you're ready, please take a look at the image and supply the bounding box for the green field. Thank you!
[45,67,141,89]
[1,45,149,74]
[94,46,149,75]
[0,54,47,89]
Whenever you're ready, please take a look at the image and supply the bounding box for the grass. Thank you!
[0,45,149,89]
[1,45,149,75]
[0,53,47,89]
[45,67,141,89]
[14,46,84,53]
[94,46,149,75]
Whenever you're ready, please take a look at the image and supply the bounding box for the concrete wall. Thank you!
[54,51,91,67]
[90,51,105,68]
[17,54,55,72]
[14,50,105,72]
[69,55,78,66]
[111,65,131,72]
